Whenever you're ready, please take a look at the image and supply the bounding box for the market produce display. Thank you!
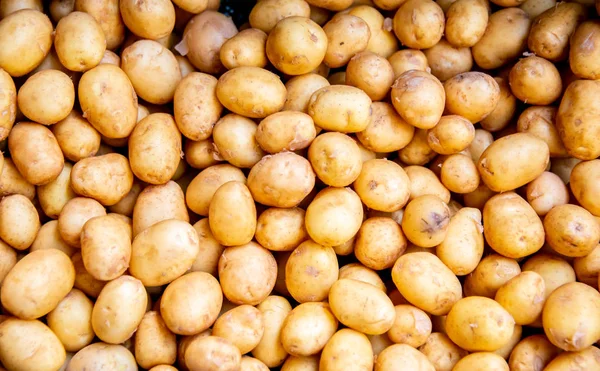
[1,0,600,370]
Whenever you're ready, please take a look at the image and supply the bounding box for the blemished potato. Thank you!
[248,152,315,208]
[52,111,101,162]
[392,252,462,315]
[544,346,600,370]
[375,344,435,371]
[543,282,600,351]
[355,217,407,270]
[401,195,450,248]
[419,332,469,371]
[219,242,277,305]
[391,70,445,130]
[281,302,338,356]
[100,50,120,66]
[186,164,246,216]
[286,240,338,303]
[252,296,292,367]
[574,245,600,285]
[509,56,562,105]
[569,21,600,79]
[256,111,316,154]
[405,166,450,203]
[446,296,515,352]
[305,187,363,246]
[508,335,560,371]
[67,342,136,370]
[436,207,484,276]
[308,132,362,187]
[18,70,74,125]
[494,272,545,326]
[283,73,330,113]
[387,305,432,347]
[128,113,181,185]
[217,66,286,118]
[70,154,133,206]
[393,0,444,50]
[134,311,176,369]
[133,181,189,236]
[544,204,600,257]
[174,72,222,141]
[74,0,124,50]
[464,254,521,298]
[47,289,95,352]
[185,139,222,169]
[121,40,181,104]
[480,77,517,133]
[213,305,264,355]
[249,0,310,33]
[472,8,532,70]
[212,114,265,168]
[0,194,40,250]
[209,181,257,246]
[0,240,17,285]
[338,263,386,291]
[0,9,53,77]
[322,14,371,67]
[283,355,319,371]
[517,106,567,158]
[0,318,66,371]
[320,329,374,371]
[570,160,600,216]
[54,11,105,72]
[8,122,64,186]
[119,0,174,40]
[78,64,138,139]
[424,39,473,82]
[440,154,480,194]
[427,115,474,155]
[81,215,131,281]
[453,353,508,371]
[444,72,500,123]
[388,49,430,78]
[445,0,489,48]
[255,207,308,252]
[478,133,549,192]
[354,159,411,212]
[220,28,267,70]
[356,102,414,153]
[483,192,545,258]
[0,0,43,17]
[308,85,372,132]
[346,51,395,101]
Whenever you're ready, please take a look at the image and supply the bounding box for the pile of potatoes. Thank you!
[2,0,600,370]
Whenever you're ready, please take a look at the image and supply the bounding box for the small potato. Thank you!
[213,114,265,168]
[240,356,270,371]
[508,335,559,371]
[419,332,468,371]
[184,335,241,371]
[1,249,74,319]
[320,329,373,371]
[570,160,600,216]
[0,9,53,77]
[393,0,444,50]
[0,194,39,250]
[213,305,264,355]
[220,28,267,70]
[308,85,372,132]
[346,51,395,101]
[401,195,450,248]
[281,302,337,356]
[375,344,435,371]
[217,67,286,119]
[388,49,430,78]
[305,187,363,246]
[67,343,136,371]
[495,272,545,326]
[283,73,330,113]
[0,240,16,285]
[133,181,189,236]
[437,207,484,276]
[283,354,319,371]
[252,296,292,368]
[78,64,138,139]
[0,0,42,17]
[9,122,64,186]
[440,154,480,194]
[468,129,494,163]
[47,289,94,352]
[543,282,600,351]
[322,14,371,68]
[249,0,310,33]
[472,8,531,70]
[480,77,517,133]
[544,346,600,370]
[356,102,414,153]
[523,253,575,302]
[81,215,131,281]
[446,296,515,352]
[517,106,567,158]
[405,166,450,203]
[18,70,74,125]
[52,111,101,162]
[544,204,600,257]
[464,254,521,298]
[445,0,489,48]
[71,154,133,206]
[255,207,308,252]
[174,72,222,141]
[387,305,432,347]
[0,318,66,371]
[424,39,473,82]
[569,21,600,79]
[354,159,410,212]
[509,56,562,105]
[453,353,509,371]
[391,70,445,130]
[219,242,277,305]
[308,132,362,187]
[427,115,474,155]
[0,69,15,140]
[121,40,181,104]
[58,197,106,248]
[208,181,256,246]
[100,50,120,66]
[574,245,600,286]
[0,157,35,199]
[257,111,316,154]
[478,133,549,192]
[71,252,106,298]
[120,0,174,40]
[355,217,407,270]
[444,72,500,123]
[172,0,208,13]
[185,139,222,169]
[186,164,246,216]
[134,311,176,369]
[338,263,386,291]
[286,240,338,303]
[392,252,462,315]
[520,0,556,18]
[74,0,125,50]
[54,11,106,72]
[463,184,496,210]
[188,218,225,276]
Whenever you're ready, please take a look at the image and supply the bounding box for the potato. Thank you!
[0,0,42,17]
[252,296,292,367]
[283,354,319,371]
[185,139,222,169]
[255,207,307,252]
[569,21,600,79]
[0,239,16,285]
[0,9,52,77]
[184,335,241,371]
[391,70,445,130]
[393,0,444,50]
[73,0,124,50]
[464,254,520,298]
[387,305,432,347]
[213,305,264,355]
[256,111,316,154]
[0,157,34,200]
[78,64,138,139]
[133,181,189,236]
[67,342,136,371]
[216,66,285,118]
[186,164,246,216]
[134,311,176,369]
[419,332,468,371]
[346,51,394,101]
[149,366,178,371]
[424,39,473,82]
[0,193,39,250]
[70,154,133,206]
[444,72,500,124]
[520,0,556,18]
[543,282,600,351]
[472,8,531,70]
[249,0,310,33]
[1,249,74,319]
[355,217,407,270]
[478,133,549,192]
[285,240,338,303]
[354,159,410,212]
[52,111,101,162]
[280,302,337,356]
[463,184,496,210]
[308,85,372,132]
[47,289,94,352]
[440,154,480,194]
[307,132,361,187]
[322,14,370,68]
[445,0,488,48]
[338,263,385,291]
[544,204,600,257]
[436,207,484,276]
[570,160,600,216]
[283,73,330,113]
[220,28,268,70]
[375,344,435,371]
[100,50,120,66]
[517,106,567,158]
[392,252,461,315]
[401,195,450,248]
[426,115,474,155]
[509,56,562,105]
[452,353,508,371]
[212,114,265,168]
[544,346,600,370]
[522,254,575,304]
[320,329,373,371]
[478,78,516,133]
[388,49,430,78]
[18,70,73,126]
[404,166,450,203]
[208,181,256,246]
[467,129,493,163]
[119,0,174,40]
[574,245,600,285]
[53,11,105,73]
[0,318,66,371]
[508,335,559,371]
[493,272,545,326]
[356,102,413,153]
[71,252,106,299]
[0,69,15,141]
[188,218,225,276]
[80,215,130,281]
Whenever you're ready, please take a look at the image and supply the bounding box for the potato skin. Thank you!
[452,353,509,371]
[281,302,338,356]
[419,332,468,371]
[185,164,246,216]
[517,106,567,158]
[391,70,445,130]
[75,0,125,50]
[495,271,545,326]
[55,11,106,72]
[308,85,372,133]
[174,72,222,141]
[508,56,562,105]
[209,181,257,247]
[436,207,484,276]
[249,0,311,33]
[544,204,600,257]
[444,72,500,124]
[375,344,435,371]
[18,70,74,126]
[52,111,101,162]
[401,195,450,248]
[213,305,264,355]
[320,329,373,371]
[569,21,600,79]
[392,0,444,50]
[544,346,600,370]
[71,154,134,206]
[387,305,432,347]
[252,296,292,367]
[257,111,316,154]
[184,335,241,371]
[0,69,16,140]
[81,215,131,281]
[346,51,395,101]
[357,102,414,153]
[508,335,560,371]
[120,0,175,40]
[322,14,370,68]
[221,28,268,70]
[0,194,40,250]
[212,114,265,168]
[283,73,330,113]
[133,181,189,236]
[445,0,489,48]
[47,289,95,352]
[134,311,177,369]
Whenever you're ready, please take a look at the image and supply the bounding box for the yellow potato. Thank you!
[184,335,241,371]
[424,39,473,82]
[47,289,95,352]
[119,0,174,40]
[320,329,373,371]
[494,272,545,326]
[392,0,444,49]
[322,14,370,68]
[346,51,395,101]
[255,207,307,252]
[0,194,40,250]
[375,344,435,371]
[480,77,517,133]
[404,166,450,203]
[133,181,189,236]
[100,50,120,66]
[436,207,484,276]
[401,195,450,248]
[509,56,562,105]
[517,106,567,158]
[190,218,225,276]
[0,157,34,199]
[281,302,338,356]
[391,70,445,130]
[185,164,246,216]
[54,11,106,72]
[282,354,319,371]
[570,159,600,216]
[67,342,136,370]
[283,73,330,113]
[444,72,500,123]
[286,240,338,303]
[440,153,480,194]
[213,305,264,355]
[452,353,509,371]
[308,132,362,187]
[71,252,106,299]
[354,159,410,212]
[544,346,600,370]
[445,0,489,48]
[308,85,372,133]
[569,21,600,79]
[387,305,432,347]
[252,296,292,367]
[74,0,125,50]
[220,28,268,70]
[249,0,311,33]
[0,0,42,17]
[464,254,521,298]
[388,49,430,78]
[0,69,15,140]
[419,332,468,371]
[544,204,600,257]
[574,245,600,286]
[355,217,407,270]
[70,154,133,206]
[508,335,559,371]
[212,114,265,168]
[208,181,256,246]
[185,138,222,169]
[338,263,386,291]
[257,111,316,154]
[52,111,101,162]
[18,70,74,125]
[0,240,16,285]
[356,102,414,153]
[134,311,177,369]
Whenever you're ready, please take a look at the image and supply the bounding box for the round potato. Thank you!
[320,329,373,371]
[419,332,468,371]
[74,0,125,50]
[208,181,256,246]
[52,111,101,162]
[322,14,370,68]
[249,0,310,33]
[464,254,521,298]
[444,72,500,124]
[255,207,307,252]
[220,28,268,70]
[570,160,600,216]
[544,346,600,370]
[405,166,450,203]
[47,289,95,352]
[184,335,241,371]
[494,272,545,326]
[71,154,133,206]
[569,21,600,79]
[354,159,410,212]
[132,181,189,236]
[424,39,473,82]
[212,114,265,168]
[387,305,432,347]
[388,49,430,78]
[401,195,450,248]
[189,218,225,276]
[445,0,489,48]
[286,240,338,303]
[356,102,414,153]
[134,311,176,369]
[18,70,74,125]
[338,263,386,291]
[509,56,562,105]
[281,302,337,356]
[54,11,106,72]
[453,353,508,371]
[508,335,560,371]
[308,132,362,187]
[283,73,330,113]
[256,111,316,154]
[355,217,407,270]
[375,344,435,371]
[119,0,174,40]
[252,296,292,368]
[544,204,600,257]
[213,305,264,355]
[308,85,372,133]
[0,194,40,250]
[185,164,246,216]
[436,207,484,276]
[427,115,474,155]
[517,106,567,158]
[346,51,395,101]
[393,0,444,50]
[391,70,445,130]
[440,154,480,194]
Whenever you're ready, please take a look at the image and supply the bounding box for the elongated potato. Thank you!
[322,14,370,68]
[252,296,292,368]
[132,181,189,236]
[209,181,256,246]
[286,240,338,303]
[71,154,133,206]
[47,289,95,352]
[495,272,545,326]
[445,0,489,48]
[569,21,600,80]
[36,164,76,220]
[134,311,177,369]
[0,194,40,250]
[55,11,106,72]
[437,207,484,276]
[185,164,246,216]
[308,85,372,133]
[281,302,338,356]
[174,72,222,141]
[74,0,125,50]
[464,254,521,298]
[81,215,131,281]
